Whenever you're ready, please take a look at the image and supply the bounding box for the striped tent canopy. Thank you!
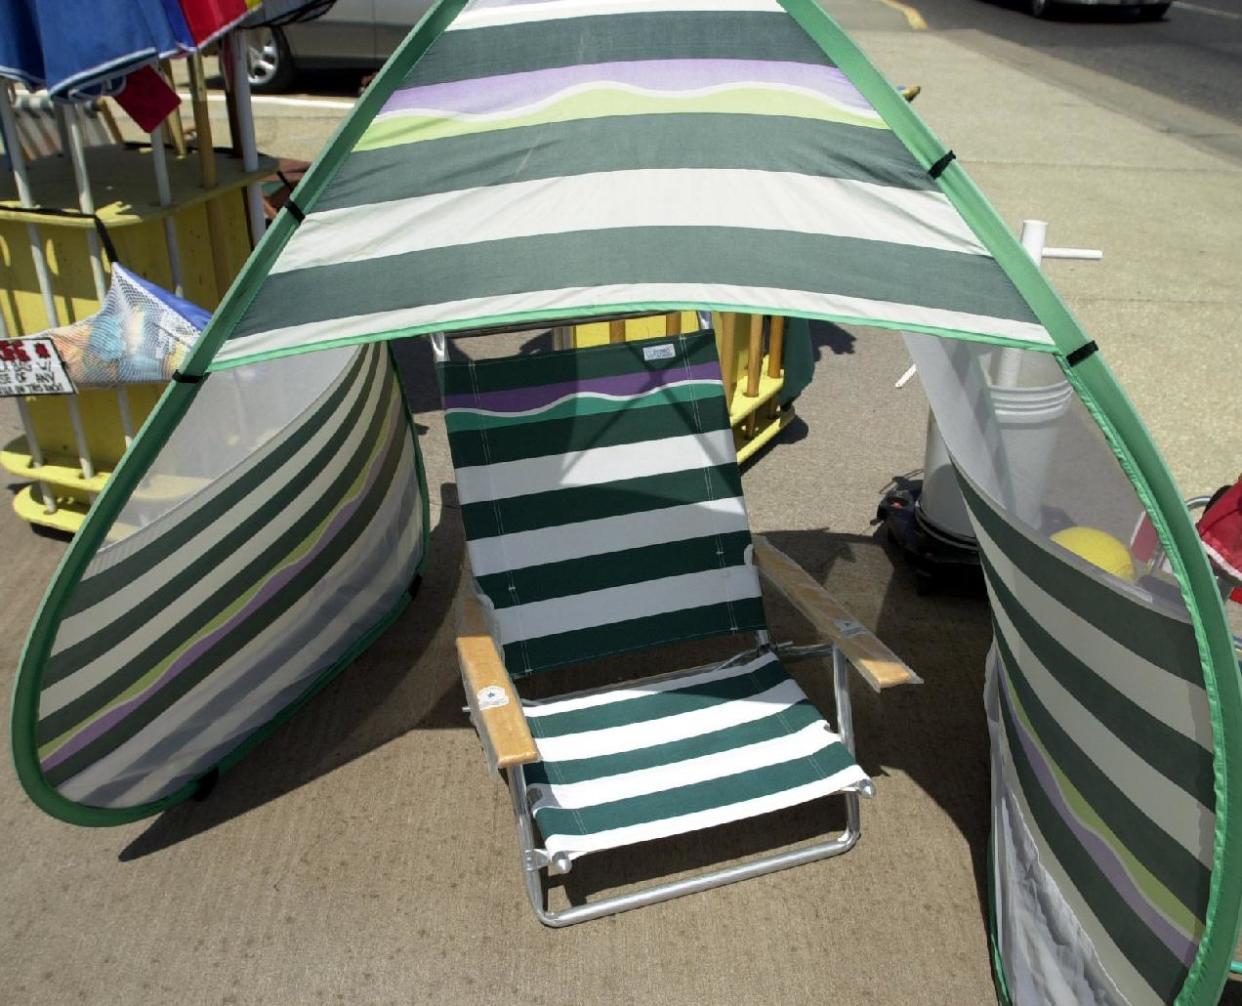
[208,0,1056,371]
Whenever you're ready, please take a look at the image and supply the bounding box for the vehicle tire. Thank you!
[1029,0,1058,17]
[1137,2,1171,20]
[246,27,297,94]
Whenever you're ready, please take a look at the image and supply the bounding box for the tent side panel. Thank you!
[13,343,427,817]
[1065,354,1242,1006]
[964,475,1213,1006]
[904,333,1231,1005]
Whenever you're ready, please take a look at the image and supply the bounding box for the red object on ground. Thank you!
[113,65,181,132]
[1199,478,1242,594]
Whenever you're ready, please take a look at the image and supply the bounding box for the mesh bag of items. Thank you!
[37,265,210,388]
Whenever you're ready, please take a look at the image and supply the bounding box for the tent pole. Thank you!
[226,34,266,247]
[150,123,185,296]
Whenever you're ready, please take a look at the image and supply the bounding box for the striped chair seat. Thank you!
[522,650,870,860]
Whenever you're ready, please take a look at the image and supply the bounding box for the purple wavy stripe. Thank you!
[41,410,402,773]
[443,361,720,414]
[998,670,1197,964]
[381,58,872,117]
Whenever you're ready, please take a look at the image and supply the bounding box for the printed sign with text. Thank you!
[0,338,76,398]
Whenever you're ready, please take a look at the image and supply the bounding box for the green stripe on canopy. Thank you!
[401,11,834,85]
[313,114,939,214]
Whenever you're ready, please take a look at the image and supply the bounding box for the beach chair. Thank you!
[435,329,919,926]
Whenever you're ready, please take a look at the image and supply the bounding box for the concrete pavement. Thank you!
[3,2,1240,1004]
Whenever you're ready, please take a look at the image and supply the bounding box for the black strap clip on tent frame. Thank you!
[172,370,205,384]
[277,173,307,224]
[928,150,956,179]
[1065,341,1099,367]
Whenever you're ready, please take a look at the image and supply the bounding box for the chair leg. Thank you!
[508,762,872,928]
[504,644,873,928]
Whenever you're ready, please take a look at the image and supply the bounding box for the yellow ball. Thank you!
[1050,526,1137,583]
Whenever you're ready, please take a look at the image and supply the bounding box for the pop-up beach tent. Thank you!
[10,0,1242,1002]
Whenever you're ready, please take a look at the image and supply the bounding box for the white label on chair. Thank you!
[643,344,675,361]
[477,685,509,710]
[834,619,868,639]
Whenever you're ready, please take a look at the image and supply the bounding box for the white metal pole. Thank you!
[1,86,59,512]
[62,103,114,463]
[66,396,94,479]
[63,104,108,299]
[0,85,60,325]
[150,122,185,296]
[228,34,266,246]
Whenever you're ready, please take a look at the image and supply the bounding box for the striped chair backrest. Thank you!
[439,331,767,676]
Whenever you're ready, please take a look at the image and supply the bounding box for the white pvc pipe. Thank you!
[229,35,266,246]
[66,396,94,480]
[0,85,59,325]
[63,104,108,300]
[150,122,185,296]
[15,397,57,513]
[116,388,134,446]
[0,102,56,513]
[61,102,108,479]
[1044,247,1103,261]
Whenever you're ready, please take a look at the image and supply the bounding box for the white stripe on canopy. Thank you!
[449,0,785,32]
[213,283,1053,369]
[270,170,984,276]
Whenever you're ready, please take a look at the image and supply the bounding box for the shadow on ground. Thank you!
[121,507,994,945]
[118,324,994,926]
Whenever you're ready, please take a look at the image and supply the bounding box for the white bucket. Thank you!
[920,414,977,542]
[990,380,1075,527]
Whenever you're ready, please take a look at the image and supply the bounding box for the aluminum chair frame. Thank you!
[502,636,875,927]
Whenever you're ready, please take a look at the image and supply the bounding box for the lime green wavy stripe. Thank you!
[37,403,398,760]
[1007,675,1204,940]
[444,380,722,432]
[355,85,887,152]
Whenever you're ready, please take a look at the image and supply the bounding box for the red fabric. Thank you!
[1199,479,1242,587]
[113,65,181,132]
[179,0,248,45]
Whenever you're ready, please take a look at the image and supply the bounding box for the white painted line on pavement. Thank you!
[177,92,356,111]
[1174,1,1242,18]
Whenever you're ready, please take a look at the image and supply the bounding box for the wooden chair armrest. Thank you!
[752,534,923,692]
[456,586,540,772]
